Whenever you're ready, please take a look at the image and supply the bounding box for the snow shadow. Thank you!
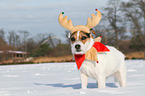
[34,83,117,89]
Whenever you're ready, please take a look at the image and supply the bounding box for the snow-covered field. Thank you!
[0,60,145,96]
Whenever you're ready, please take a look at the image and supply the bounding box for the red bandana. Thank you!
[74,42,110,70]
[93,42,110,52]
[74,54,85,70]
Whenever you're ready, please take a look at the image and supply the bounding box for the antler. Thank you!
[58,12,74,31]
[86,9,102,29]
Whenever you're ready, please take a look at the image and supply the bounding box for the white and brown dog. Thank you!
[58,9,126,88]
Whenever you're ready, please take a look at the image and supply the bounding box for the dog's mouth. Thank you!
[74,50,84,55]
[76,49,82,52]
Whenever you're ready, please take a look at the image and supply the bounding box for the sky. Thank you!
[0,0,109,42]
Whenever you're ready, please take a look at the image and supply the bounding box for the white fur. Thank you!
[71,37,127,88]
[80,46,126,88]
[77,31,80,41]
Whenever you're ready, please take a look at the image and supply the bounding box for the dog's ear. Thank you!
[86,47,98,62]
[95,36,102,42]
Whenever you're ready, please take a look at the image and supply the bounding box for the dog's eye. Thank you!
[71,37,75,41]
[81,36,87,40]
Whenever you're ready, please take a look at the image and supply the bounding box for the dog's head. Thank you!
[70,31,94,55]
[58,9,102,55]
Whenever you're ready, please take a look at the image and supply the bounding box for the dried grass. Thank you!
[125,52,144,59]
[1,52,144,64]
[32,55,73,63]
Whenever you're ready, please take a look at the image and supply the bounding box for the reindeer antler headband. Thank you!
[58,9,102,34]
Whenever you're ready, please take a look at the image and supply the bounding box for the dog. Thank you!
[58,9,126,88]
[70,31,126,88]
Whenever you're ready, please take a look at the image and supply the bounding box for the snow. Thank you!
[0,60,145,96]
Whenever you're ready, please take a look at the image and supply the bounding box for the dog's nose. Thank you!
[75,44,81,50]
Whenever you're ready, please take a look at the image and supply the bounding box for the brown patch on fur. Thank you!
[70,31,92,44]
[70,32,77,44]
[79,31,90,44]
[86,47,98,62]
[95,37,102,42]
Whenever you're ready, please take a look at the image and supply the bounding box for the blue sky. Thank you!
[0,0,109,42]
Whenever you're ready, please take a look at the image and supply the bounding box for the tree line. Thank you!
[0,29,71,54]
[94,0,144,53]
[0,0,144,61]
[0,29,71,61]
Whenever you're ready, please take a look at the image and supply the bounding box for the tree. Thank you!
[0,29,5,39]
[0,29,6,46]
[26,38,37,56]
[19,31,29,51]
[7,31,21,48]
[103,0,127,49]
[121,0,145,51]
[35,33,48,43]
[35,43,52,57]
[48,34,55,48]
[54,43,71,56]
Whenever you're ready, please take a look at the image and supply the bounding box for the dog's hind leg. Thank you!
[80,72,88,89]
[114,61,126,88]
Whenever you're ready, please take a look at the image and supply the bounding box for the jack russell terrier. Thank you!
[58,9,126,88]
